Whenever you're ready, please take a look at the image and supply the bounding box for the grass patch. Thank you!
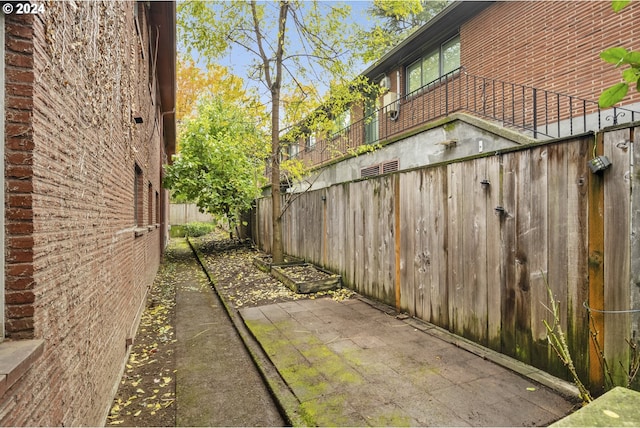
[170,222,217,238]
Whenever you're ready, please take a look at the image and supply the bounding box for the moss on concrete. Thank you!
[552,387,640,427]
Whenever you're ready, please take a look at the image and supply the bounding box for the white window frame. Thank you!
[289,143,300,158]
[306,133,316,149]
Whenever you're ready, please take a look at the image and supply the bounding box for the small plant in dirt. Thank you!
[281,264,338,282]
[542,275,593,404]
[542,270,640,402]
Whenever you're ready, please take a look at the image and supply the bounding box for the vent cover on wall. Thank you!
[360,159,400,178]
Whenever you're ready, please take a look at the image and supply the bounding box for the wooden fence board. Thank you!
[632,127,640,377]
[341,187,351,281]
[416,169,431,321]
[588,132,606,392]
[351,183,364,290]
[400,171,417,315]
[416,170,428,319]
[415,171,427,316]
[603,129,631,386]
[447,162,464,335]
[486,155,502,350]
[547,142,570,378]
[382,176,397,305]
[252,129,634,388]
[500,152,518,357]
[529,145,550,369]
[336,184,347,275]
[364,180,376,298]
[432,166,449,327]
[566,137,590,383]
[169,203,215,225]
[462,159,488,343]
[515,149,532,364]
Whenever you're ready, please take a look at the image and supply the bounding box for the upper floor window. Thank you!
[289,143,300,158]
[334,110,351,132]
[134,164,144,227]
[306,133,316,149]
[406,35,460,95]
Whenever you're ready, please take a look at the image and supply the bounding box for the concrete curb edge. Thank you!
[186,238,306,427]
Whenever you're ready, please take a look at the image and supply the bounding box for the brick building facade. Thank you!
[292,0,640,170]
[369,0,640,125]
[1,1,175,425]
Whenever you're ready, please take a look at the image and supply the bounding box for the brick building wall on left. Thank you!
[2,2,173,425]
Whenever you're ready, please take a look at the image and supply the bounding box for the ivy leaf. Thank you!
[624,51,640,67]
[622,68,640,84]
[600,47,628,66]
[611,0,631,12]
[599,82,629,108]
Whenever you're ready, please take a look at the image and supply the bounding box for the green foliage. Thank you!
[170,222,217,238]
[347,143,382,157]
[177,0,391,262]
[353,0,449,63]
[542,273,593,404]
[163,97,268,231]
[611,0,631,12]
[599,2,640,108]
[183,222,218,238]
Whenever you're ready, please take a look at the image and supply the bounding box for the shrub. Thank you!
[170,222,217,238]
[184,222,217,237]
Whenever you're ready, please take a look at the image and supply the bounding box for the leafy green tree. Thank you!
[176,55,267,127]
[178,0,385,263]
[163,97,268,238]
[599,1,640,108]
[354,0,449,63]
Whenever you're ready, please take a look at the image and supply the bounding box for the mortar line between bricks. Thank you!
[185,237,304,427]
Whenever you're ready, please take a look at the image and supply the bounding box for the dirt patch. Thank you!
[106,246,180,427]
[277,264,338,282]
[105,234,353,426]
[190,235,353,308]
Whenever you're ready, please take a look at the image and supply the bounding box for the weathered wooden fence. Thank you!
[254,125,640,393]
[169,203,215,225]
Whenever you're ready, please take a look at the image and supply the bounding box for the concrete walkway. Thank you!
[175,238,579,426]
[173,242,285,426]
[239,297,578,426]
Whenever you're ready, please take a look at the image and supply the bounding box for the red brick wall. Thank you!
[5,12,35,339]
[2,2,168,425]
[461,1,640,104]
[296,1,640,169]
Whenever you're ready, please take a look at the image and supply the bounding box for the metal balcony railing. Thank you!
[284,67,640,170]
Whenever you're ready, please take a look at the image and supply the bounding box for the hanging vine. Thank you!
[40,0,156,167]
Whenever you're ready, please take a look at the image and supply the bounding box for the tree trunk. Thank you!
[270,53,285,264]
[271,164,284,263]
[268,1,289,265]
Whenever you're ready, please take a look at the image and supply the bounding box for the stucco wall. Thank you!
[294,114,533,192]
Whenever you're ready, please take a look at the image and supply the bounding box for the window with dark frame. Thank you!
[148,182,153,226]
[134,164,144,227]
[155,191,160,224]
[406,34,460,95]
[306,133,316,149]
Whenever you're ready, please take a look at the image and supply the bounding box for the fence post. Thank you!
[588,131,606,394]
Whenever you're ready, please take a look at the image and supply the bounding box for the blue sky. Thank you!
[187,1,377,104]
